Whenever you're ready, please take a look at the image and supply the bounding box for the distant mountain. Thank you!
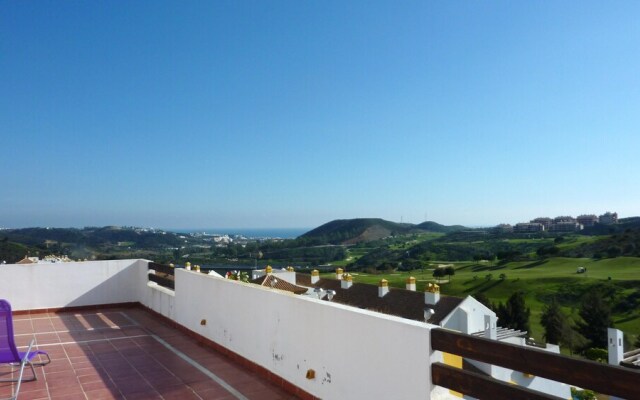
[415,221,466,233]
[299,218,417,245]
[1,226,184,249]
[0,239,37,264]
[298,218,466,245]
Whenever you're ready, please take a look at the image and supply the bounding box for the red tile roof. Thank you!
[250,274,309,295]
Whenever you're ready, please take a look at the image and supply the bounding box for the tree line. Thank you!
[475,290,635,358]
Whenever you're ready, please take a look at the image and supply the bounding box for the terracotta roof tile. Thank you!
[251,274,309,295]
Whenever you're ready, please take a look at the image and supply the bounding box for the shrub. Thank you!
[584,347,608,363]
[571,387,596,400]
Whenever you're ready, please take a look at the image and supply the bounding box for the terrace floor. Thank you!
[0,307,299,400]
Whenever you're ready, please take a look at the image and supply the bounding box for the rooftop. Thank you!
[1,259,638,400]
[295,274,463,325]
[0,306,298,400]
[249,275,308,295]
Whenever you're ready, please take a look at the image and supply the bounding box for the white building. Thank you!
[292,272,571,399]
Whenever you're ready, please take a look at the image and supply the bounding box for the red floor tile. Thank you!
[8,307,303,400]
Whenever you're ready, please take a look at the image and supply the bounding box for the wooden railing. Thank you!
[431,328,640,400]
[148,262,175,290]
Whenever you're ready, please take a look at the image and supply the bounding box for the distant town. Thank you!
[496,211,618,233]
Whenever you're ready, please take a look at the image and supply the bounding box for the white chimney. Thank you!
[335,268,344,280]
[484,314,497,340]
[424,283,440,305]
[406,276,416,291]
[311,269,320,284]
[341,273,353,289]
[608,328,624,366]
[378,279,389,297]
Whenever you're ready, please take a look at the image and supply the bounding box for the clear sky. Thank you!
[2,1,639,229]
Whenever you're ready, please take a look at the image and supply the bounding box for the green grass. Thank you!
[554,235,603,250]
[502,238,553,244]
[327,247,372,267]
[334,257,640,344]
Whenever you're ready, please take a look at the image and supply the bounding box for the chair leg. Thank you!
[0,361,36,400]
[0,361,37,383]
[31,352,51,366]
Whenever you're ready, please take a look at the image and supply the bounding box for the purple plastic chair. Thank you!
[0,299,51,399]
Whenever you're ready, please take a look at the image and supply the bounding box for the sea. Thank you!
[164,227,309,239]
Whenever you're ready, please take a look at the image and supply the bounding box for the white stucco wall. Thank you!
[143,282,176,320]
[173,268,436,400]
[440,296,494,334]
[0,259,148,311]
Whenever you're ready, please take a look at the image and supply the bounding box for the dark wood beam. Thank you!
[148,273,175,289]
[432,362,562,400]
[149,262,176,276]
[432,328,640,399]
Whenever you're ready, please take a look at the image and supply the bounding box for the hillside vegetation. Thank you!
[0,227,185,263]
[341,257,640,346]
[298,218,465,245]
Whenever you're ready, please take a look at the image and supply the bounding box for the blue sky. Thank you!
[1,1,639,229]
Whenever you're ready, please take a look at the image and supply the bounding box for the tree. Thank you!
[499,273,507,281]
[537,245,559,258]
[562,325,588,355]
[432,268,445,282]
[635,335,640,349]
[444,266,455,281]
[495,291,531,333]
[607,246,622,258]
[540,298,567,345]
[575,290,613,349]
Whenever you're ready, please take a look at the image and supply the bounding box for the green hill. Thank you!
[299,218,468,245]
[2,227,184,249]
[415,221,466,233]
[0,238,39,264]
[299,218,417,245]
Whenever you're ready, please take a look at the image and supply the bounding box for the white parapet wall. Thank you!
[143,281,176,320]
[1,260,441,398]
[172,268,435,400]
[0,259,149,311]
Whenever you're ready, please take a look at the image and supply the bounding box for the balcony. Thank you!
[1,260,638,399]
[1,306,296,400]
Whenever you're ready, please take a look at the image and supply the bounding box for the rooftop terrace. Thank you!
[1,259,638,400]
[0,306,297,400]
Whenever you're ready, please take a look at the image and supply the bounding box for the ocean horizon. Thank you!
[164,227,310,239]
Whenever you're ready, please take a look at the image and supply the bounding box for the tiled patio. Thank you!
[0,307,299,400]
